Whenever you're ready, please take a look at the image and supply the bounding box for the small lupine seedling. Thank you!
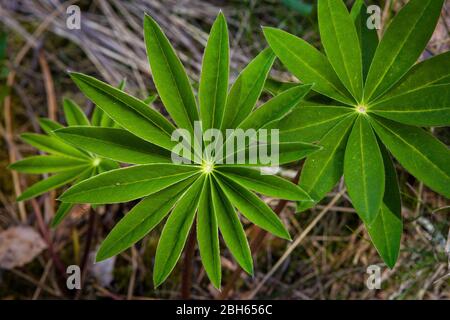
[264,0,450,267]
[9,92,122,227]
[54,13,320,289]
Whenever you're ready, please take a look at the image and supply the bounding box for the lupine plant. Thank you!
[9,95,122,226]
[264,0,450,267]
[52,13,319,288]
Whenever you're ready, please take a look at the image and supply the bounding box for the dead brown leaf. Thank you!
[0,226,47,269]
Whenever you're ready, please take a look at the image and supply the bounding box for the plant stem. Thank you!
[181,226,196,299]
[30,199,69,296]
[75,207,96,299]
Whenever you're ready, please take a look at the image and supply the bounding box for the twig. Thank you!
[32,259,53,300]
[10,269,61,298]
[38,49,57,220]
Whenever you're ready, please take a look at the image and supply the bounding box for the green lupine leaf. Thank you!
[220,140,320,166]
[367,203,403,268]
[298,114,356,212]
[382,52,450,99]
[263,27,353,105]
[20,133,88,159]
[222,48,275,129]
[351,0,379,81]
[379,144,402,216]
[263,78,299,96]
[371,84,450,127]
[197,177,221,288]
[38,118,64,135]
[210,177,253,275]
[9,155,88,174]
[51,202,74,227]
[100,111,115,128]
[96,176,197,262]
[59,164,200,204]
[91,106,103,127]
[318,0,363,101]
[153,175,205,287]
[271,105,354,143]
[17,168,87,202]
[370,117,450,198]
[55,127,172,165]
[238,84,313,130]
[143,94,158,105]
[144,14,199,132]
[344,116,385,225]
[97,79,127,128]
[199,12,229,131]
[70,72,177,151]
[63,98,90,126]
[216,167,311,201]
[364,0,445,101]
[367,144,402,268]
[98,159,119,172]
[215,175,291,240]
[76,166,97,182]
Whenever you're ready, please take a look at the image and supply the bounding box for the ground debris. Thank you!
[0,226,47,269]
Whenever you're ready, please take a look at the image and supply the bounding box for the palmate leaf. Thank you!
[370,117,450,198]
[144,14,199,133]
[298,115,356,212]
[70,72,177,151]
[210,178,253,275]
[344,116,384,225]
[216,167,311,201]
[364,0,445,101]
[371,84,450,126]
[199,12,229,131]
[38,118,63,135]
[51,202,74,228]
[262,0,448,275]
[262,27,353,105]
[197,176,221,288]
[59,164,201,204]
[11,86,123,230]
[382,52,450,99]
[91,79,127,128]
[222,48,275,129]
[216,83,316,164]
[54,127,172,165]
[318,0,363,101]
[263,78,299,97]
[17,168,89,202]
[21,133,88,159]
[214,174,291,240]
[55,12,322,290]
[153,175,205,287]
[96,176,198,262]
[8,155,87,174]
[272,105,354,143]
[350,0,379,81]
[63,99,90,126]
[238,84,313,130]
[366,144,402,268]
[220,140,320,167]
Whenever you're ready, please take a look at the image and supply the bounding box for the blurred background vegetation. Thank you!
[0,0,449,299]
